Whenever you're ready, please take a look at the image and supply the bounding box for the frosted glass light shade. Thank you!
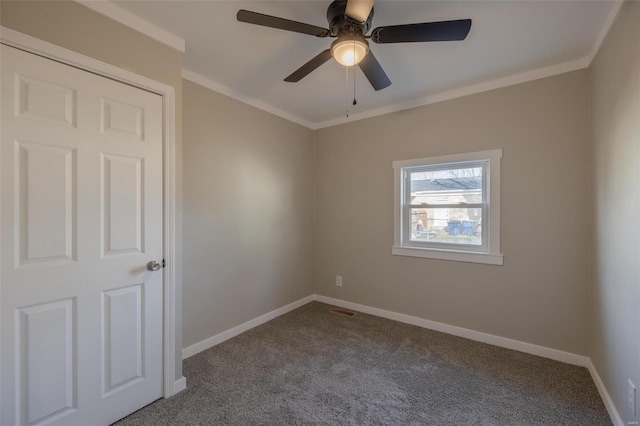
[331,38,369,66]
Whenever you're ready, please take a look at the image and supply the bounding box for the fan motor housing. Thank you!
[326,0,374,35]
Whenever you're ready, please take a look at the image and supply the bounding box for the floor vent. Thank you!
[330,308,357,317]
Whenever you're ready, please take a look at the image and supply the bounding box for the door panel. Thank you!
[100,98,145,141]
[16,141,76,266]
[101,154,144,256]
[1,45,164,426]
[15,74,76,126]
[17,298,76,425]
[102,284,143,396]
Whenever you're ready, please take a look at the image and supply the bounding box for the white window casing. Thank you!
[392,149,503,265]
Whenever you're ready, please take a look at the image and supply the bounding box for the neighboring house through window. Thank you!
[393,149,503,265]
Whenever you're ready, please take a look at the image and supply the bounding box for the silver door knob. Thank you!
[146,260,162,271]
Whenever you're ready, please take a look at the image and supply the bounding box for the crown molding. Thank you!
[77,1,619,129]
[75,0,185,52]
[587,0,624,65]
[313,57,590,129]
[184,56,588,131]
[182,69,315,129]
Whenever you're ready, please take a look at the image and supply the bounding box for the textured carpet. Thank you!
[115,302,610,425]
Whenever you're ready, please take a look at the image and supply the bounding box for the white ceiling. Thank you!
[111,0,616,126]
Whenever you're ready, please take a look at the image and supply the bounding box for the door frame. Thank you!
[0,26,185,401]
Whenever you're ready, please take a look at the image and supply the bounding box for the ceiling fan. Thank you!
[237,0,472,91]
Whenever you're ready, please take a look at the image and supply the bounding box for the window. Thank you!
[393,149,503,265]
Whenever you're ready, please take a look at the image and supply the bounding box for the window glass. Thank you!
[406,162,486,249]
[409,166,483,206]
[409,207,482,246]
[393,149,502,265]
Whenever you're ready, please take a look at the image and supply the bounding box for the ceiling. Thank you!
[111,1,616,127]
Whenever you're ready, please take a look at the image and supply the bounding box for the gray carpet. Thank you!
[115,302,610,425]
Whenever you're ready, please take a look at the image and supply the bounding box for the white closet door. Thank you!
[1,45,164,426]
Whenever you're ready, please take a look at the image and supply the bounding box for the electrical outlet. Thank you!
[629,379,637,416]
[336,276,343,287]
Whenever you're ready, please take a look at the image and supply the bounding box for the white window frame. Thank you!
[392,149,503,265]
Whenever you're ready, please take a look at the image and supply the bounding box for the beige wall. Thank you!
[315,70,591,355]
[181,80,314,348]
[4,6,636,421]
[1,0,185,381]
[590,1,640,423]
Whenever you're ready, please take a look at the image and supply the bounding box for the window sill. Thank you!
[392,246,504,265]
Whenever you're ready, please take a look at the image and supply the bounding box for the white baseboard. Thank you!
[179,293,619,426]
[313,295,589,367]
[183,293,590,366]
[182,295,315,359]
[587,360,624,426]
[173,376,187,394]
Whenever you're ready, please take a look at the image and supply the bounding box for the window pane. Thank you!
[410,208,482,245]
[410,166,483,205]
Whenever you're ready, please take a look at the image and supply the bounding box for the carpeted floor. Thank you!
[115,302,611,425]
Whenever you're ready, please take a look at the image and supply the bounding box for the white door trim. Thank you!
[0,26,185,399]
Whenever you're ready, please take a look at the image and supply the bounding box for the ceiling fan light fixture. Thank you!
[331,36,369,66]
[237,0,472,90]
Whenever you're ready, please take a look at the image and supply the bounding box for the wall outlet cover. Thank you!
[336,276,343,287]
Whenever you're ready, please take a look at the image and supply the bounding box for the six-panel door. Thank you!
[1,45,164,426]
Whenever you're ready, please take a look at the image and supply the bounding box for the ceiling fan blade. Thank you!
[237,10,330,38]
[345,0,375,23]
[358,51,391,91]
[284,49,333,82]
[371,19,472,44]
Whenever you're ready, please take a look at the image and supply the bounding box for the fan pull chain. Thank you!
[353,65,357,106]
[345,65,350,118]
[352,40,358,106]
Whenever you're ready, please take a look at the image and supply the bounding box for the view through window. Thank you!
[393,149,503,265]
[407,163,486,248]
